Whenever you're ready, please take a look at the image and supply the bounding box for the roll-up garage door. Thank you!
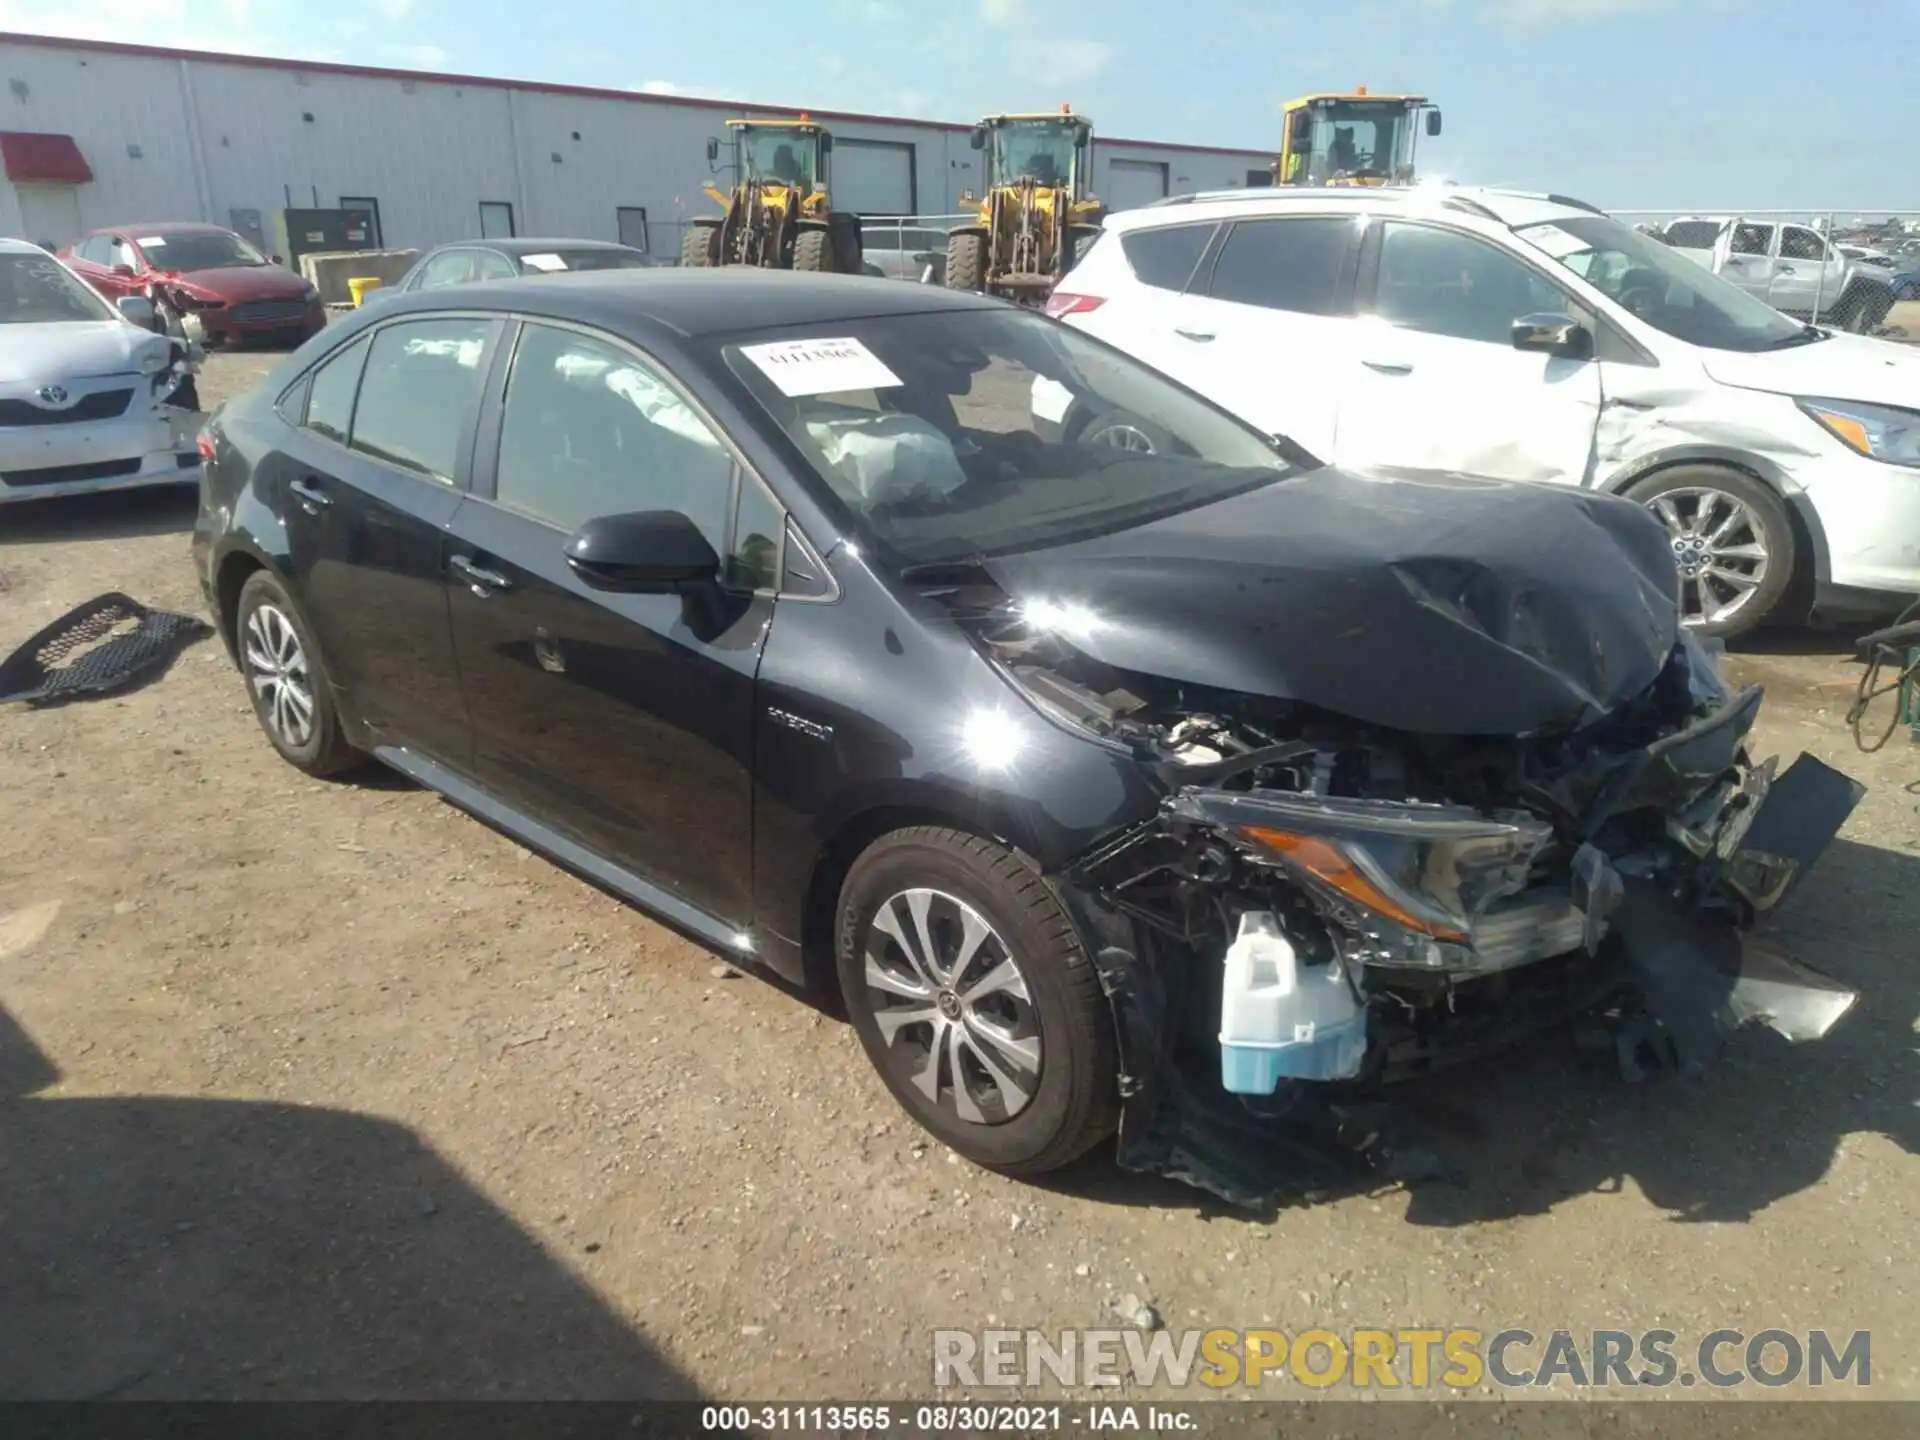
[1104,157,1170,213]
[831,139,916,216]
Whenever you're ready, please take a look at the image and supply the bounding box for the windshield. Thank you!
[990,119,1082,189]
[518,249,658,273]
[1312,100,1411,181]
[1516,214,1810,353]
[720,308,1294,570]
[738,128,819,189]
[139,230,268,271]
[0,252,115,324]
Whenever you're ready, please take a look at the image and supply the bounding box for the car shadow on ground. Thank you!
[1037,837,1919,1227]
[0,1004,704,1401]
[0,486,199,544]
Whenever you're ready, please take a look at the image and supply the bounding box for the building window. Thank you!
[478,201,515,239]
[616,207,650,253]
[1244,168,1274,188]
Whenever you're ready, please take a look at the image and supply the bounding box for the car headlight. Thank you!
[1799,398,1920,467]
[138,347,171,376]
[1170,790,1561,971]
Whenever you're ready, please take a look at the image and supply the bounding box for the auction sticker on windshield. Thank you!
[739,336,903,397]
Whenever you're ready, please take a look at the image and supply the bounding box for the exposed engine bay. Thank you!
[932,574,1867,1205]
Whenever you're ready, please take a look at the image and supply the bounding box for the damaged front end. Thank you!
[940,575,1865,1204]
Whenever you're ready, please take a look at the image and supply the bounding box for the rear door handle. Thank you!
[449,554,513,596]
[289,477,331,515]
[1362,358,1414,374]
[1174,327,1216,342]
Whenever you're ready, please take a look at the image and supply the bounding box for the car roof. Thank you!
[1108,184,1610,234]
[432,237,644,255]
[0,237,51,254]
[105,223,234,236]
[370,267,1006,338]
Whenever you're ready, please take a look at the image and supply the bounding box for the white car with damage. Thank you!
[1048,186,1920,637]
[0,238,201,505]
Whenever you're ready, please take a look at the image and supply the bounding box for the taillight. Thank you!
[1045,292,1105,319]
[196,429,217,463]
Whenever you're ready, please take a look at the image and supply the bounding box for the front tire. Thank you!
[681,220,722,268]
[1625,465,1796,639]
[792,226,833,273]
[235,569,362,777]
[836,827,1119,1174]
[1078,407,1178,456]
[944,229,989,293]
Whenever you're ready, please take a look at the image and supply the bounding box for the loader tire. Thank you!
[793,227,833,273]
[945,229,989,293]
[681,220,722,268]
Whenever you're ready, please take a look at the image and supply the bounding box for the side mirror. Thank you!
[1511,312,1593,360]
[565,511,719,592]
[820,133,833,154]
[116,295,157,329]
[969,125,987,151]
[705,137,720,164]
[110,263,137,279]
[1426,108,1443,137]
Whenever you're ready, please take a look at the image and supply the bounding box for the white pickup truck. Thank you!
[1660,216,1895,333]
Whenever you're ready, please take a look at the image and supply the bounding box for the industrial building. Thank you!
[0,31,1274,259]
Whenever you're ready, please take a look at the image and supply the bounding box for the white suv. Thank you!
[1049,186,1920,637]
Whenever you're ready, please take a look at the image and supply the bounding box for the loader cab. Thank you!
[970,111,1093,195]
[1277,90,1440,187]
[711,119,833,193]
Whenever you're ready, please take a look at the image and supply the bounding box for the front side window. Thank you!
[135,230,266,271]
[1515,214,1810,352]
[989,119,1083,190]
[719,307,1290,571]
[349,318,493,483]
[77,234,114,265]
[1780,227,1828,262]
[1372,223,1569,345]
[1121,223,1215,293]
[0,251,116,324]
[469,251,518,282]
[1310,100,1412,183]
[1729,223,1772,257]
[417,250,478,290]
[494,323,737,552]
[303,335,369,443]
[1209,217,1353,315]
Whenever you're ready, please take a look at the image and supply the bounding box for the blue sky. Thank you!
[2,0,1915,210]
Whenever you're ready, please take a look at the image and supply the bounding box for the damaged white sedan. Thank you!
[0,239,201,504]
[1052,184,1920,639]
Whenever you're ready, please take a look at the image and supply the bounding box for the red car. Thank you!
[60,223,325,346]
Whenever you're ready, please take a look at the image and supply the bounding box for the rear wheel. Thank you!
[792,226,834,273]
[235,570,362,777]
[680,220,722,268]
[944,229,989,292]
[1078,407,1178,456]
[1625,465,1796,638]
[836,827,1119,1174]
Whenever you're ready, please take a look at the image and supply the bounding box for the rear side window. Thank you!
[1662,221,1722,249]
[350,318,493,484]
[1206,218,1352,315]
[1120,224,1214,293]
[303,335,369,444]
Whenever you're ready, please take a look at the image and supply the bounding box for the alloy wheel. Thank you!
[1643,486,1771,629]
[244,604,316,750]
[861,888,1042,1125]
[1086,420,1157,453]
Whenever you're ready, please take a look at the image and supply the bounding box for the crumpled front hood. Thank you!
[0,319,167,385]
[1701,332,1920,408]
[164,265,309,301]
[981,465,1680,736]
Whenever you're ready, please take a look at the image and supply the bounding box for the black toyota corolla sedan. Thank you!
[192,269,1862,1203]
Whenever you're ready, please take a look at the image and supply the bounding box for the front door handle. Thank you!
[450,554,513,596]
[1362,358,1414,374]
[1777,264,1798,275]
[1174,326,1216,342]
[289,477,331,515]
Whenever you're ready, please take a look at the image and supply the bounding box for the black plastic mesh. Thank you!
[0,592,212,707]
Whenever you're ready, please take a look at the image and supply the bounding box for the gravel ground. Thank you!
[1,345,1916,1406]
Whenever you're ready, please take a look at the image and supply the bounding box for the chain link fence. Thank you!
[1610,208,1920,335]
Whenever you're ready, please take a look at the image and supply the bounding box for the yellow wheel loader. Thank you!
[682,115,863,273]
[1276,88,1442,187]
[943,106,1105,304]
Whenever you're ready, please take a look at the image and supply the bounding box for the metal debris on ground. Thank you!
[0,593,211,708]
[1848,601,1920,751]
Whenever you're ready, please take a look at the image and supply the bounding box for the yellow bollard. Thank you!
[347,276,382,307]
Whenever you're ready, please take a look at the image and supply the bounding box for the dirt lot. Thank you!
[3,345,1918,1406]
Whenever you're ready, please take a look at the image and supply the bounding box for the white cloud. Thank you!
[372,0,412,18]
[385,42,449,68]
[980,0,1023,25]
[1482,0,1666,21]
[1050,38,1114,83]
[636,79,683,95]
